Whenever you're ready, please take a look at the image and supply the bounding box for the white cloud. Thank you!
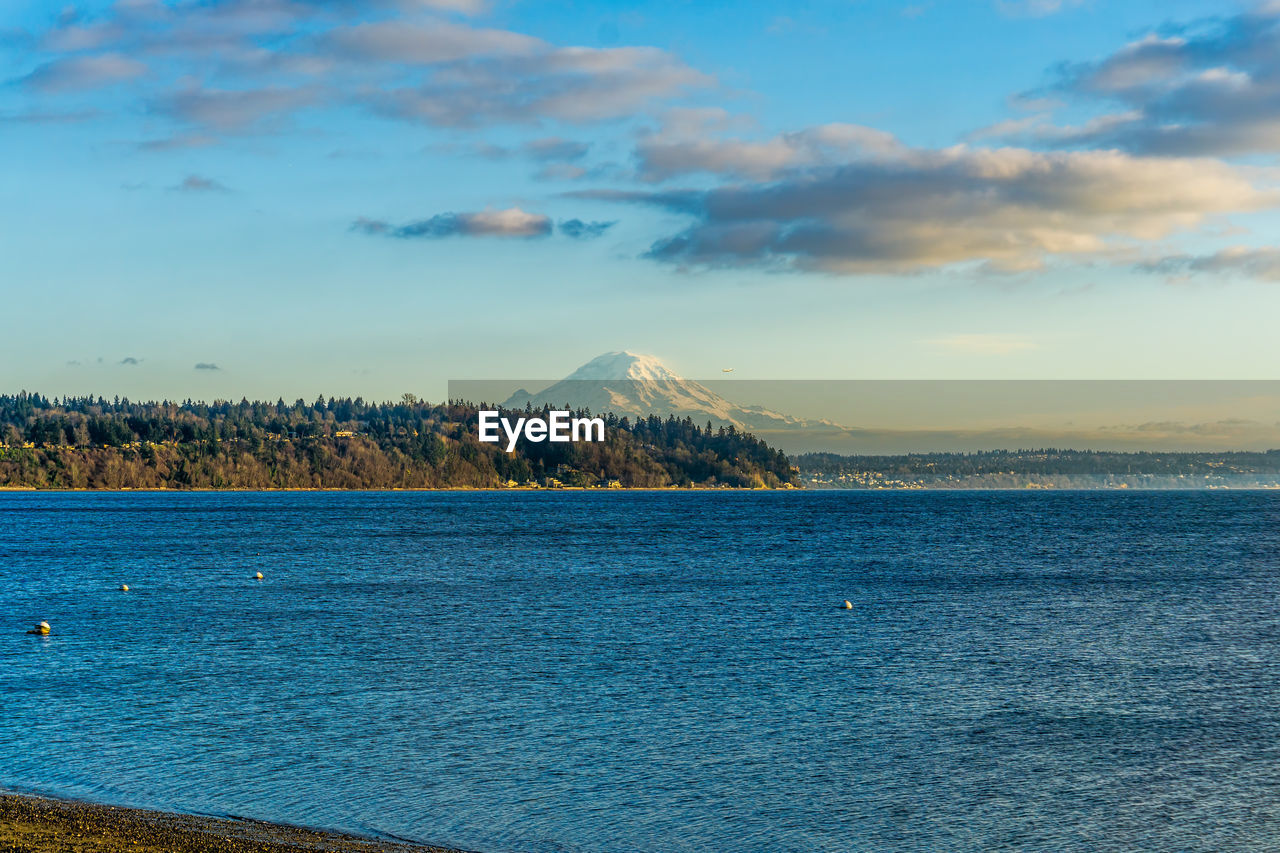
[989,6,1280,157]
[584,144,1274,274]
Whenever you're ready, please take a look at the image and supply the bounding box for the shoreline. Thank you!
[0,485,788,492]
[2,485,1278,493]
[0,792,466,853]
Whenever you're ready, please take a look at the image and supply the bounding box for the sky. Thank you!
[3,0,1280,403]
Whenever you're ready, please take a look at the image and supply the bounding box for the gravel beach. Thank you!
[0,793,466,853]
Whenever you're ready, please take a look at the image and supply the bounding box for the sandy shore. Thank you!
[0,793,466,853]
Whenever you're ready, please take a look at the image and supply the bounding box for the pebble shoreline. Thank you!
[0,793,466,853]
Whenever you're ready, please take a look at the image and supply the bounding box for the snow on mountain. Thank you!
[502,351,839,432]
[561,351,681,382]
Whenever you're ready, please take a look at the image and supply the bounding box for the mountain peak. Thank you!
[501,352,838,435]
[563,351,681,382]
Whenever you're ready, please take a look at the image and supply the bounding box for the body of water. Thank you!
[3,491,1279,851]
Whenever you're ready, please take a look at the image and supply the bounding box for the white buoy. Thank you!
[842,600,853,610]
[27,621,51,635]
[254,572,264,580]
[120,584,129,592]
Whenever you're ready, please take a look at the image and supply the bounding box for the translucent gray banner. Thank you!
[448,379,1280,454]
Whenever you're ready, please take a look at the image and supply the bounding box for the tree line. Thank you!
[0,392,795,490]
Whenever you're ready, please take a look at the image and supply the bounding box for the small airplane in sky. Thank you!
[722,367,734,373]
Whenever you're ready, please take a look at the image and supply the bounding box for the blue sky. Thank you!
[3,0,1279,401]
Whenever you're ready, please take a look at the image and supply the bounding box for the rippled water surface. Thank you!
[3,491,1280,852]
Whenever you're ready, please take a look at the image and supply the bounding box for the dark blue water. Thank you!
[2,491,1280,852]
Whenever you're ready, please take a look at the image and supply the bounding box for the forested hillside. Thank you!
[0,393,795,490]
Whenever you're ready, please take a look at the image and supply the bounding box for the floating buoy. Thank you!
[26,621,51,635]
[254,572,264,580]
[120,584,129,592]
[842,600,853,610]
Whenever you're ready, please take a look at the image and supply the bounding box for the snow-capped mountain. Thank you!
[559,351,682,383]
[502,351,839,432]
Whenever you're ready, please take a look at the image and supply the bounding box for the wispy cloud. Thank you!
[21,53,146,92]
[20,1,711,143]
[152,86,322,133]
[366,46,710,127]
[353,207,553,238]
[172,175,229,193]
[353,209,618,240]
[320,20,542,65]
[444,136,596,180]
[1137,246,1280,281]
[558,219,616,239]
[136,134,219,153]
[0,109,101,125]
[523,138,591,162]
[635,118,904,182]
[994,0,1085,18]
